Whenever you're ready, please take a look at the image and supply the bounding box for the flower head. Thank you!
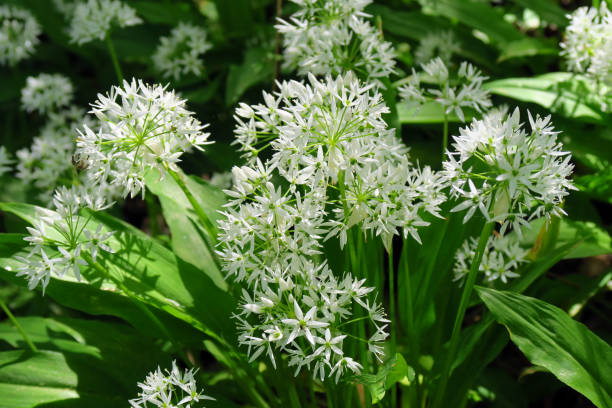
[75,79,211,198]
[443,108,576,234]
[276,0,395,87]
[561,2,612,82]
[0,5,41,66]
[21,73,74,115]
[153,22,212,80]
[129,360,214,408]
[414,30,460,65]
[69,0,141,45]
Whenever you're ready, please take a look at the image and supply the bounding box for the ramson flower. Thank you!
[68,0,141,45]
[414,30,460,65]
[233,72,446,249]
[442,108,576,235]
[0,5,41,66]
[561,2,612,82]
[21,73,74,115]
[152,22,212,80]
[75,79,212,198]
[399,57,492,122]
[15,186,114,294]
[129,360,214,408]
[454,234,528,284]
[276,0,396,87]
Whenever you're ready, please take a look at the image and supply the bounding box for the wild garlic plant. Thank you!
[276,0,396,87]
[130,361,214,408]
[20,73,74,115]
[68,0,141,46]
[0,5,40,66]
[153,22,212,80]
[399,57,492,156]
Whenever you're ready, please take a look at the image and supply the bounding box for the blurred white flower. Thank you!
[129,360,214,408]
[415,30,460,65]
[276,0,396,87]
[399,57,492,122]
[21,73,74,115]
[454,234,528,284]
[561,2,612,82]
[442,108,576,235]
[75,79,212,198]
[152,22,212,80]
[69,0,141,45]
[0,5,41,66]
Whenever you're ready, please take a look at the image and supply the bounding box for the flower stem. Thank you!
[442,113,449,161]
[106,35,123,83]
[167,168,218,243]
[432,221,494,408]
[0,298,37,353]
[388,244,397,408]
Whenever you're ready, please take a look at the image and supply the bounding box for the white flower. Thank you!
[561,2,612,82]
[15,186,115,294]
[276,0,396,87]
[443,108,576,235]
[415,30,460,65]
[454,234,528,284]
[399,57,492,122]
[69,0,141,45]
[75,79,212,198]
[152,22,212,80]
[0,5,41,66]
[21,73,74,115]
[129,360,214,408]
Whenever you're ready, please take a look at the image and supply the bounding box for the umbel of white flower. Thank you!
[153,22,212,80]
[442,107,576,235]
[15,187,114,294]
[399,57,492,122]
[454,234,528,284]
[21,73,74,115]
[276,0,396,87]
[233,72,446,249]
[561,2,612,82]
[129,360,214,408]
[414,30,460,65]
[0,5,41,66]
[68,0,142,45]
[75,79,212,198]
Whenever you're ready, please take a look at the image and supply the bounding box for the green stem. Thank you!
[433,221,494,408]
[106,35,123,83]
[388,244,397,408]
[0,298,37,353]
[442,113,449,162]
[167,168,218,243]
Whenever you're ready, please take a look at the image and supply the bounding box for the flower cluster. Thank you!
[561,2,612,82]
[21,73,74,115]
[69,0,141,45]
[414,30,460,65]
[443,108,576,234]
[454,234,528,284]
[399,57,492,122]
[0,5,41,66]
[276,0,396,87]
[220,73,446,381]
[15,186,114,293]
[75,79,212,198]
[153,22,212,80]
[129,361,214,408]
[233,73,446,249]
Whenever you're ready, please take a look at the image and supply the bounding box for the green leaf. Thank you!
[478,287,612,408]
[484,73,607,123]
[354,353,415,404]
[497,38,558,62]
[225,47,273,106]
[398,101,473,124]
[0,350,125,407]
[512,0,568,27]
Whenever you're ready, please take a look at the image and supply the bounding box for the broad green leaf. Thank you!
[512,0,567,27]
[354,353,415,404]
[225,47,273,106]
[398,101,472,124]
[484,73,606,123]
[478,287,612,408]
[575,171,612,204]
[497,38,558,62]
[0,350,124,407]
